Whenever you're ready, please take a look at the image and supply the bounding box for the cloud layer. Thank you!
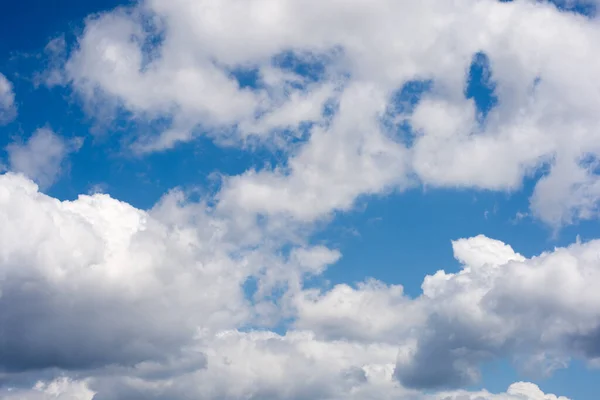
[0,73,16,125]
[1,173,593,398]
[2,0,600,399]
[57,0,600,227]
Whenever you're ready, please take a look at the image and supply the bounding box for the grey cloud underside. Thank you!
[0,282,199,372]
[394,313,495,389]
[568,327,600,359]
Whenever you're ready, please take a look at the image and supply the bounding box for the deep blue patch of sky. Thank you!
[466,52,498,123]
[383,79,433,147]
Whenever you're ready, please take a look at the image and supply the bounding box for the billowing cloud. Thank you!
[0,173,338,376]
[0,173,251,374]
[0,370,570,400]
[433,382,571,400]
[0,332,572,400]
[6,128,82,189]
[0,379,95,400]
[0,174,592,398]
[4,0,600,398]
[52,0,600,226]
[296,235,600,389]
[217,83,410,221]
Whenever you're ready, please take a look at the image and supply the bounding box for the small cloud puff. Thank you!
[6,128,83,189]
[0,72,16,124]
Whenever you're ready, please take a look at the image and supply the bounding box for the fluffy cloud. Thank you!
[0,379,95,400]
[0,372,569,400]
[434,382,570,400]
[294,279,423,343]
[6,128,82,189]
[53,0,600,226]
[294,235,600,389]
[0,331,570,400]
[0,173,250,373]
[0,173,342,377]
[217,83,410,221]
[0,73,16,125]
[5,0,600,398]
[0,174,591,398]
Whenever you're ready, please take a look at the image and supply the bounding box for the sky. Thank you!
[0,0,600,399]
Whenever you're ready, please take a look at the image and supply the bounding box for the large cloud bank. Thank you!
[2,172,594,398]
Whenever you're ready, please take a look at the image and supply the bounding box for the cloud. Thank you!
[293,235,600,389]
[6,128,82,189]
[48,0,600,227]
[4,0,600,398]
[0,378,95,400]
[0,173,248,372]
[0,174,341,377]
[433,382,570,400]
[33,36,69,88]
[294,279,423,343]
[0,73,16,125]
[0,332,570,400]
[217,83,410,222]
[0,174,589,398]
[0,372,569,400]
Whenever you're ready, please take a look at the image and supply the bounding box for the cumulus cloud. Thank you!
[0,173,250,373]
[0,370,569,400]
[0,73,16,124]
[0,378,95,400]
[0,174,590,398]
[433,382,571,400]
[6,128,82,189]
[294,279,423,343]
[0,173,386,398]
[294,235,600,389]
[0,331,570,400]
[0,174,340,378]
[5,0,600,398]
[217,83,410,221]
[48,0,600,226]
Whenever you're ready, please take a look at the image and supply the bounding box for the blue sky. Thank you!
[1,1,600,399]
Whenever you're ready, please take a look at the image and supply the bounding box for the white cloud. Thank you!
[0,378,95,400]
[0,368,569,400]
[0,73,16,125]
[294,279,423,343]
[217,83,410,221]
[0,174,591,398]
[451,235,525,269]
[433,382,570,400]
[529,155,600,226]
[0,173,250,372]
[6,128,82,189]
[0,333,570,400]
[33,36,69,88]
[293,234,600,389]
[52,0,600,226]
[0,174,342,377]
